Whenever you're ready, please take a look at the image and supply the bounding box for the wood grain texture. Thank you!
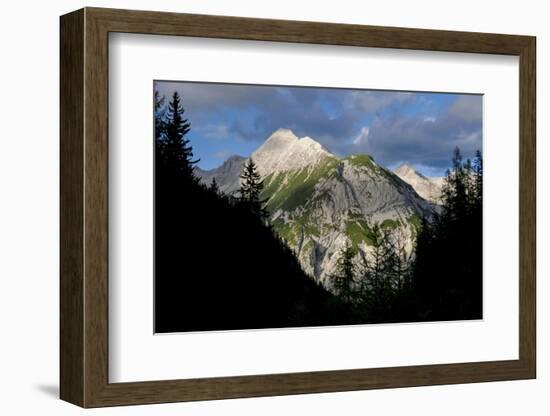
[83,10,110,407]
[59,7,537,408]
[88,7,532,55]
[518,38,537,375]
[59,8,85,407]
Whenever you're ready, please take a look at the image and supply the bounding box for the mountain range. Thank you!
[195,128,444,290]
[393,164,444,203]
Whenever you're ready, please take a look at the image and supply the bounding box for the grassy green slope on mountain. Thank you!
[381,218,401,230]
[262,152,417,256]
[347,154,416,202]
[345,219,376,248]
[262,156,339,212]
[407,213,422,240]
[271,211,321,247]
[347,154,377,170]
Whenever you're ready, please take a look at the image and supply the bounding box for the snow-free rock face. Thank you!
[195,155,246,195]
[196,129,435,290]
[262,153,433,288]
[251,128,333,177]
[394,164,444,204]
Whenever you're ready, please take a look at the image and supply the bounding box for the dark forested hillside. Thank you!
[154,90,483,332]
[154,91,350,332]
[409,148,483,321]
[327,147,483,324]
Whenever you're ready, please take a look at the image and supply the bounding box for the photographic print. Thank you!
[154,81,483,333]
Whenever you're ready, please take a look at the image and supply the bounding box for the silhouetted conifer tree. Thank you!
[411,146,483,321]
[161,91,198,180]
[355,224,406,319]
[442,147,468,222]
[473,150,483,207]
[154,91,166,142]
[390,231,412,292]
[209,177,220,194]
[331,243,356,303]
[239,159,268,220]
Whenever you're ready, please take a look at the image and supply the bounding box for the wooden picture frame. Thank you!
[60,7,536,408]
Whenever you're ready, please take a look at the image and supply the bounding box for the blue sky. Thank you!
[154,81,482,177]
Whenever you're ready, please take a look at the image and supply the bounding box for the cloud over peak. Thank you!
[155,81,482,173]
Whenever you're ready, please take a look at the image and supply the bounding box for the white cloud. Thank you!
[457,130,482,143]
[213,150,232,160]
[345,91,413,114]
[447,95,483,122]
[200,123,230,140]
[353,127,370,146]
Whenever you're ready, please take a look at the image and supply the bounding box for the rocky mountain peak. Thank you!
[395,164,425,179]
[261,128,299,149]
[295,136,327,152]
[225,154,247,164]
[252,129,334,177]
[394,164,443,203]
[194,155,247,195]
[195,129,437,288]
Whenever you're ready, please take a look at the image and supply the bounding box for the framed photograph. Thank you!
[60,7,536,408]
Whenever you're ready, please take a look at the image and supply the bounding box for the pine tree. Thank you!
[442,147,468,221]
[366,225,388,295]
[162,91,198,180]
[355,224,404,320]
[391,233,411,292]
[463,157,475,210]
[209,177,219,194]
[410,146,483,321]
[331,243,356,303]
[473,150,483,207]
[154,91,166,142]
[373,227,399,290]
[239,159,268,220]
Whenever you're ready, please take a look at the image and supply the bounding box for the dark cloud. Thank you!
[154,81,412,147]
[352,95,482,169]
[447,94,483,123]
[154,81,482,171]
[155,81,272,111]
[343,90,414,114]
